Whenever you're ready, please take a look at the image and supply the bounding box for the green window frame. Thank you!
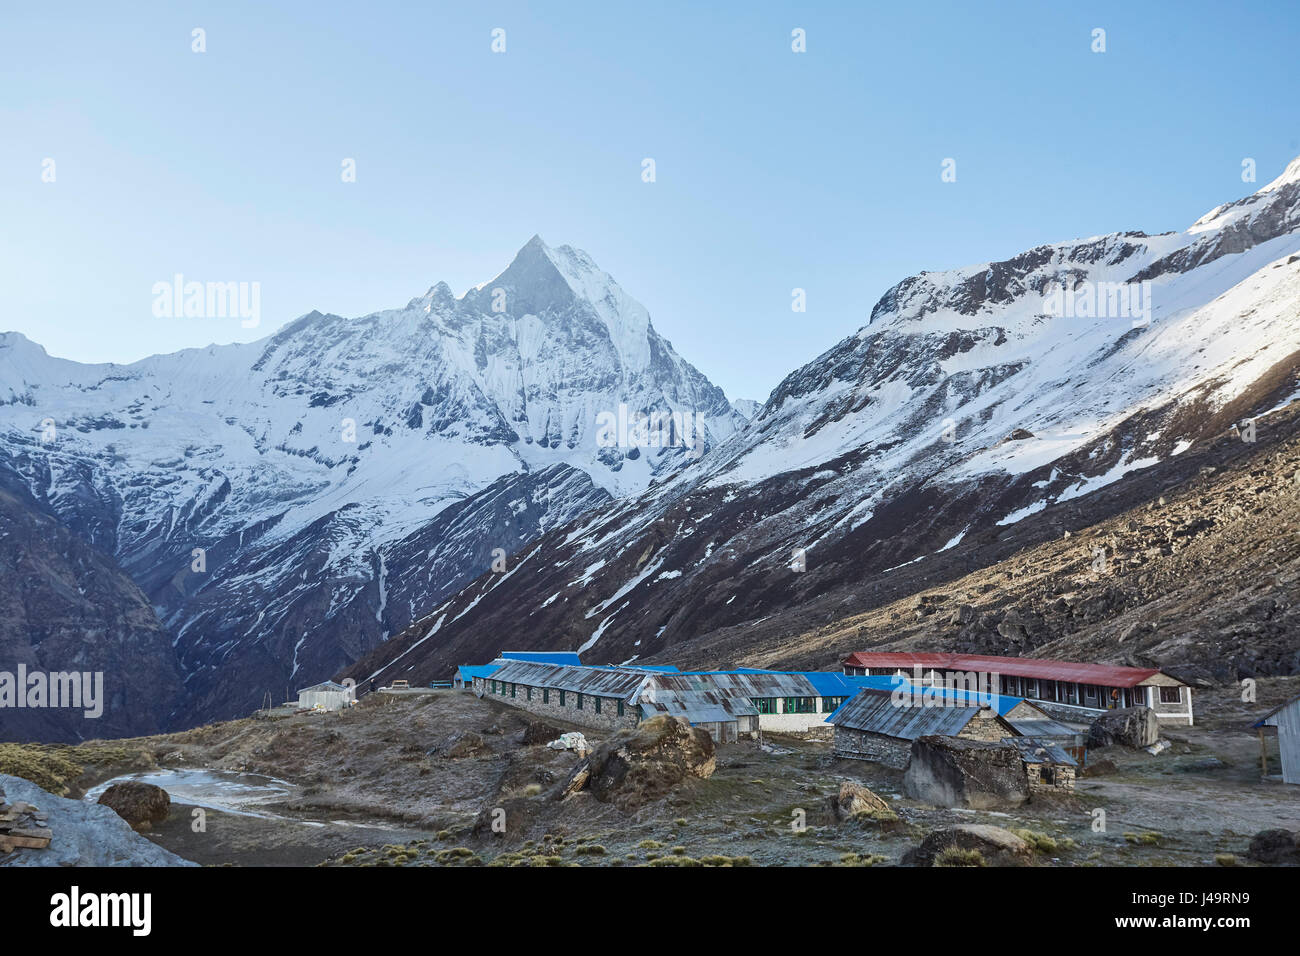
[753,698,777,715]
[543,687,549,703]
[559,690,566,706]
[784,697,816,714]
[510,683,516,698]
[577,693,584,710]
[595,697,602,715]
[617,699,624,717]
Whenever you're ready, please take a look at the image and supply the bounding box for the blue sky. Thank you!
[2,1,1298,402]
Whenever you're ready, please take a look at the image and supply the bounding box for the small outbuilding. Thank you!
[1255,694,1300,785]
[296,680,354,712]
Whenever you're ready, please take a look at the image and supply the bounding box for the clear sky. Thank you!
[2,1,1298,403]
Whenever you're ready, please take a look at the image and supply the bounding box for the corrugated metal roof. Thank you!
[1003,736,1078,767]
[853,675,1024,716]
[1007,717,1085,740]
[1254,693,1300,728]
[457,664,501,681]
[842,652,1165,689]
[827,687,1001,739]
[640,678,760,725]
[677,671,820,699]
[499,650,583,665]
[488,661,648,699]
[298,680,349,694]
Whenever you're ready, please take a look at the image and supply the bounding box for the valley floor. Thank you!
[5,682,1300,867]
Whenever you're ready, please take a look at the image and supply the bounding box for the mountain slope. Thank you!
[347,158,1300,687]
[0,464,184,741]
[0,237,742,729]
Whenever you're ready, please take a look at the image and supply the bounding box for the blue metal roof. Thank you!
[850,675,1024,716]
[457,664,501,681]
[684,669,886,701]
[499,651,583,665]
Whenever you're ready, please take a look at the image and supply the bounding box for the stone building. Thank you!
[828,687,1019,768]
[477,660,644,731]
[842,651,1193,726]
[1002,736,1078,791]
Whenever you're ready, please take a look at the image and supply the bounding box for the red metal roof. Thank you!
[840,651,1163,688]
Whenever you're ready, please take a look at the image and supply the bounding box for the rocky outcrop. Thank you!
[1087,707,1160,749]
[557,715,715,811]
[903,736,1029,809]
[0,774,194,867]
[0,472,185,743]
[826,781,895,822]
[521,721,561,746]
[1246,828,1300,864]
[97,782,171,831]
[902,824,1034,867]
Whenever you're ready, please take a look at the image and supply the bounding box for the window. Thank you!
[1066,684,1079,705]
[595,697,602,715]
[526,686,532,700]
[1084,686,1098,704]
[821,697,843,712]
[753,698,777,715]
[1159,686,1181,704]
[784,697,816,714]
[559,690,566,706]
[617,699,624,717]
[543,688,549,704]
[577,694,584,710]
[510,683,516,698]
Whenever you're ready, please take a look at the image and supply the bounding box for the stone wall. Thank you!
[1025,761,1076,791]
[955,712,1013,743]
[831,727,911,768]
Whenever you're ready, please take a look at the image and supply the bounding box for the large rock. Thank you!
[97,781,171,831]
[827,781,895,822]
[1246,828,1300,864]
[521,720,561,746]
[903,736,1029,809]
[0,774,194,867]
[902,824,1033,867]
[1087,707,1160,749]
[558,715,715,811]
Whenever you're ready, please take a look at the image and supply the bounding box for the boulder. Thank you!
[521,720,561,746]
[1,774,193,867]
[903,736,1029,809]
[826,781,895,822]
[96,781,170,830]
[1246,828,1300,864]
[902,824,1033,867]
[1087,707,1160,749]
[557,715,715,811]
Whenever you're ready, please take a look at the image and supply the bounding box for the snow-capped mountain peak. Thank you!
[0,237,744,727]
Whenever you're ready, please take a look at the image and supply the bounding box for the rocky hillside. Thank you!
[0,468,184,741]
[347,158,1300,688]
